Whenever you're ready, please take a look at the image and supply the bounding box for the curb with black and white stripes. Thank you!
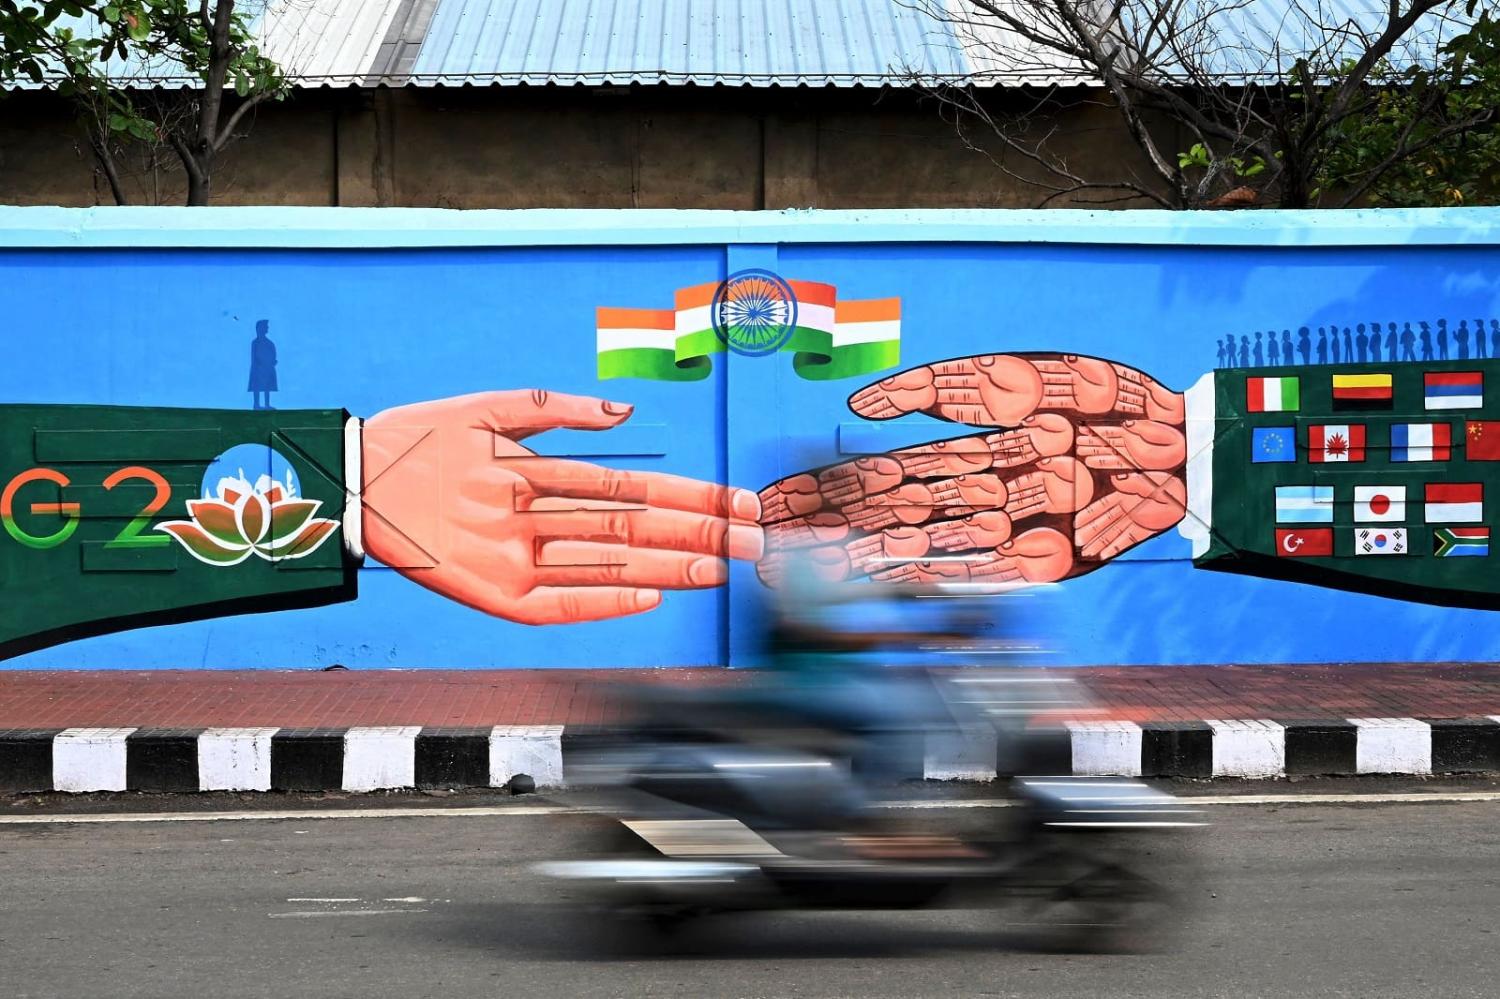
[3,718,1499,792]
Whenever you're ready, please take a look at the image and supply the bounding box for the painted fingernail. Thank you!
[602,401,634,416]
[633,589,661,611]
[687,557,728,586]
[729,524,765,561]
[731,489,761,521]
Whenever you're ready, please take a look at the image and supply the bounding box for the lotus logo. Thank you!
[156,444,339,566]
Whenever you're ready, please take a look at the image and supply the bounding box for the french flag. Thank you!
[1390,422,1452,462]
[1425,371,1483,410]
[1425,482,1483,523]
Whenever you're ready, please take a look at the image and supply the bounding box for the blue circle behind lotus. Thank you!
[202,443,300,498]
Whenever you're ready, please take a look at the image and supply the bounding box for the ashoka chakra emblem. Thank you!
[712,269,799,357]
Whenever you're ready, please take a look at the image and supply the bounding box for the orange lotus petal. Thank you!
[186,498,245,547]
[157,521,253,565]
[267,518,339,559]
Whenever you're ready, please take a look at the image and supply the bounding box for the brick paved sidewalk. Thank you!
[1,663,1498,730]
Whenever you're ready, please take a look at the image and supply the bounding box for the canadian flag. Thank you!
[1308,424,1366,463]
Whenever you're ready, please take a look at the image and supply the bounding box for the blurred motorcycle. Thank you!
[541,580,1201,953]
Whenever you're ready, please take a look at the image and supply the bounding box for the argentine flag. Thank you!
[1275,485,1334,523]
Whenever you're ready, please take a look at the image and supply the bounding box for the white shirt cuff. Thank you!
[343,416,365,561]
[1176,373,1216,559]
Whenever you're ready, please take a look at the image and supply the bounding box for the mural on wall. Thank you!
[0,391,764,658]
[4,224,1500,668]
[756,347,1500,611]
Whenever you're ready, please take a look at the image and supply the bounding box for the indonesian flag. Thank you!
[1425,482,1483,523]
[1308,424,1366,463]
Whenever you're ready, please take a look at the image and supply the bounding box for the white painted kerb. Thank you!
[53,728,134,792]
[490,725,564,788]
[342,727,421,791]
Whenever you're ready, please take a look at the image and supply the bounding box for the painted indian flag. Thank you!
[1246,376,1300,413]
[597,279,900,381]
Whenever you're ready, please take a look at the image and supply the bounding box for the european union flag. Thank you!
[1252,426,1296,463]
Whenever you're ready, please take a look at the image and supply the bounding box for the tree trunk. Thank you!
[186,169,210,206]
[86,130,129,206]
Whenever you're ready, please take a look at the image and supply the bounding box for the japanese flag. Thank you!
[1353,486,1406,523]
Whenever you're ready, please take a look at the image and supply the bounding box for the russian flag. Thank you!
[1425,482,1483,523]
[1424,371,1483,410]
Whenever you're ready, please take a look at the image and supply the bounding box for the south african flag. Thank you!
[1433,527,1490,558]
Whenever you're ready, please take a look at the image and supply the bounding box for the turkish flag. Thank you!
[1275,528,1334,557]
[1466,421,1500,461]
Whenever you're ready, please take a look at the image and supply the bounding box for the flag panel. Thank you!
[1424,482,1484,523]
[1390,422,1452,462]
[1434,527,1490,557]
[1465,421,1500,461]
[1354,527,1408,555]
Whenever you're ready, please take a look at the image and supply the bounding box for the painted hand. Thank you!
[361,390,763,624]
[757,354,1187,586]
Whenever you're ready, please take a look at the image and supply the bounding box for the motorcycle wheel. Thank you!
[1006,842,1178,953]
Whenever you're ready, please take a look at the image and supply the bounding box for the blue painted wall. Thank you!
[3,207,1500,668]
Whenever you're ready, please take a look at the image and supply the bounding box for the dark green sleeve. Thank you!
[0,405,356,659]
[1195,360,1500,610]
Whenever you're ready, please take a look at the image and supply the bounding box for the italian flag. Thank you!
[1246,376,1300,413]
[597,280,901,382]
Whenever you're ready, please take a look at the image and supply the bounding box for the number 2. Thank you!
[103,466,171,549]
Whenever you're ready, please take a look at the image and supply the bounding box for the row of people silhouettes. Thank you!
[1216,319,1500,368]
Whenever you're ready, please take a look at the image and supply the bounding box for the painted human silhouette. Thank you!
[1216,336,1228,368]
[1438,319,1450,360]
[1252,331,1264,367]
[1492,319,1500,358]
[1457,320,1471,360]
[248,320,278,410]
[1342,327,1354,362]
[1267,331,1280,365]
[1328,325,1340,363]
[1419,321,1433,360]
[1478,318,1489,359]
[1400,321,1416,361]
[1298,326,1311,365]
[1315,327,1328,364]
[1238,335,1249,366]
[1385,322,1398,361]
[1280,329,1293,366]
[1356,324,1369,362]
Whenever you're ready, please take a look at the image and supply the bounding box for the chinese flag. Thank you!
[1466,421,1500,461]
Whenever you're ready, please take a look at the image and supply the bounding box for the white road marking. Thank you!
[0,805,568,825]
[286,898,362,903]
[269,909,429,919]
[1,792,1499,826]
[879,792,1500,808]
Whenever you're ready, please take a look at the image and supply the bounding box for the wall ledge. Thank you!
[0,206,1497,250]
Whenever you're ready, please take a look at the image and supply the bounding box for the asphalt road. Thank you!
[1,790,1498,998]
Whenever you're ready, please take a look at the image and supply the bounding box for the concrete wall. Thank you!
[3,207,1500,670]
[0,87,1168,209]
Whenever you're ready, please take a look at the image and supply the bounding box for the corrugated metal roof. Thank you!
[3,0,1466,90]
[404,0,968,86]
